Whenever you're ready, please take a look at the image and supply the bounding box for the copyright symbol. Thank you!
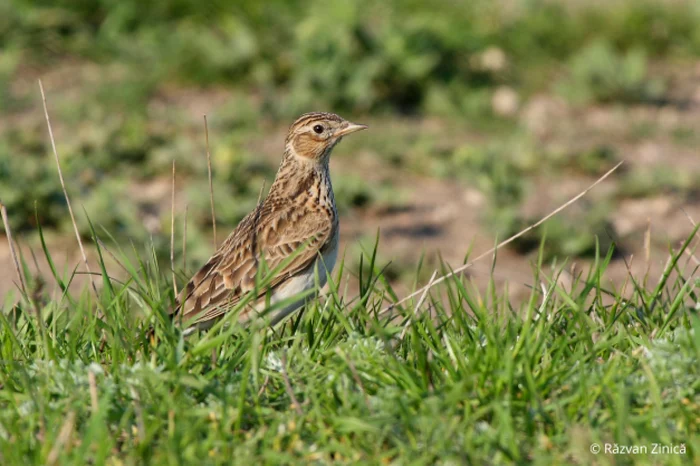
[590,443,601,454]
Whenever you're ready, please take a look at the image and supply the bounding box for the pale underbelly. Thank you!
[266,243,338,325]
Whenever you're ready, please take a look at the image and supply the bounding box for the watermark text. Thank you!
[590,443,686,455]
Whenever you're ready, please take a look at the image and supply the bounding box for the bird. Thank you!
[171,112,367,333]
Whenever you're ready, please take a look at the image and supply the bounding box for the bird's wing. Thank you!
[171,202,333,326]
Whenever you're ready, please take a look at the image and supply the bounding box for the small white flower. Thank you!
[265,352,283,372]
[475,421,490,433]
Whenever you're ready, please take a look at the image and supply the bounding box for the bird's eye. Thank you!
[313,124,324,134]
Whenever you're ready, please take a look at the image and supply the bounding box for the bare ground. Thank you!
[2,62,700,306]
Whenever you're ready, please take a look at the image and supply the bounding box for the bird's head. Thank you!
[285,112,367,164]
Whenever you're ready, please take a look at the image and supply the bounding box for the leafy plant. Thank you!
[0,130,66,232]
[6,0,700,116]
[618,166,700,199]
[558,40,665,104]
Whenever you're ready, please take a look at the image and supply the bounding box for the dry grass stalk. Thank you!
[620,254,636,300]
[382,161,625,314]
[38,80,98,297]
[257,179,267,205]
[88,371,99,414]
[130,387,146,443]
[336,347,371,410]
[183,203,189,272]
[0,202,28,297]
[46,411,76,466]
[2,201,49,341]
[399,270,438,340]
[257,374,271,397]
[203,115,217,248]
[94,238,131,279]
[171,160,178,296]
[644,218,651,267]
[679,208,700,265]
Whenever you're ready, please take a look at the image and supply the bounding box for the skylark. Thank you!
[171,112,367,332]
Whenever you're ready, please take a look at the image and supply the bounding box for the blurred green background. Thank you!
[2,0,700,296]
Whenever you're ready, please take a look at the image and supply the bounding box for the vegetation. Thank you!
[3,0,700,257]
[0,230,698,464]
[2,0,700,463]
[5,0,700,113]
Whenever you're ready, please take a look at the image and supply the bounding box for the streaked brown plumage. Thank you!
[171,112,367,331]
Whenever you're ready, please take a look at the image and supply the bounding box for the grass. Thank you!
[2,1,700,463]
[1,79,699,463]
[0,203,698,464]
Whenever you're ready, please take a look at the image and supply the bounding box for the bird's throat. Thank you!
[268,150,332,202]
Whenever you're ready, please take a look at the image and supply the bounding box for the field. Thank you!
[1,1,700,464]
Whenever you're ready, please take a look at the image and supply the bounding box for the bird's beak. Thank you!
[335,122,368,137]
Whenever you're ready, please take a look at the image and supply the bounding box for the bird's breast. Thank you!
[264,239,338,326]
[272,239,338,304]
